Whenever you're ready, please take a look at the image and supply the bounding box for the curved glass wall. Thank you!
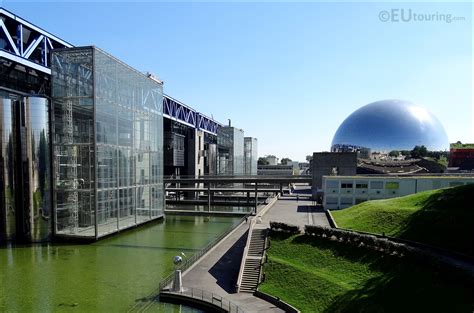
[24,97,51,242]
[52,47,163,239]
[0,93,51,242]
[0,94,16,241]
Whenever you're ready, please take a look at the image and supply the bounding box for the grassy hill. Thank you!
[260,234,473,313]
[332,184,474,256]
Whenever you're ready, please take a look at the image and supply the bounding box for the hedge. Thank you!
[270,221,300,234]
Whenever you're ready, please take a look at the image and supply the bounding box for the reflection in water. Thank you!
[0,214,240,312]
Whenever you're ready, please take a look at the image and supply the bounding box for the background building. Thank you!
[51,46,164,239]
[311,152,357,199]
[264,155,278,165]
[449,143,474,170]
[162,95,221,178]
[217,125,244,175]
[1,7,258,242]
[257,164,294,176]
[244,137,258,175]
[323,175,474,209]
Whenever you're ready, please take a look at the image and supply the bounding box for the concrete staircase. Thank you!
[247,228,266,257]
[239,228,267,293]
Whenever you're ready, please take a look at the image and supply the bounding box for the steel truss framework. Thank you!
[0,8,73,74]
[1,7,223,134]
[163,94,222,135]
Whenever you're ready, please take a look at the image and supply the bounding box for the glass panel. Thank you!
[326,180,339,189]
[244,137,258,175]
[0,95,16,241]
[52,47,163,239]
[385,182,399,190]
[25,97,51,242]
[51,47,95,238]
[94,48,163,236]
[233,128,244,175]
[370,181,384,189]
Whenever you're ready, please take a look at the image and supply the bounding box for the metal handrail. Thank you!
[158,215,247,291]
[128,215,248,312]
[236,218,256,292]
[162,287,246,313]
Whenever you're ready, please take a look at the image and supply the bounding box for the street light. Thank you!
[172,255,183,292]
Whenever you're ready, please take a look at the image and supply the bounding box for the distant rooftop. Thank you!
[451,143,474,149]
[324,174,474,179]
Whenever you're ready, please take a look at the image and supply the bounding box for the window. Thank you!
[385,182,399,190]
[356,183,368,189]
[370,181,383,189]
[341,183,353,188]
[326,180,339,189]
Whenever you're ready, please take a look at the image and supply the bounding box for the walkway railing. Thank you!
[161,287,245,313]
[158,215,247,291]
[129,215,248,312]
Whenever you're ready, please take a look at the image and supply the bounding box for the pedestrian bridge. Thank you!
[164,176,312,213]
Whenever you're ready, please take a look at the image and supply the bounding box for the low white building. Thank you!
[265,156,279,166]
[323,175,474,209]
[257,164,293,176]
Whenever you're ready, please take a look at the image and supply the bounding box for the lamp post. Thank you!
[172,255,183,292]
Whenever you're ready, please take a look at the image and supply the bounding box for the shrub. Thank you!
[270,221,300,234]
[304,225,327,237]
[378,239,391,253]
[361,234,378,249]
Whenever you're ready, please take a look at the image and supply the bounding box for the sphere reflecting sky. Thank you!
[331,100,450,152]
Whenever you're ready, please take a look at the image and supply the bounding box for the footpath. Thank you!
[176,195,330,312]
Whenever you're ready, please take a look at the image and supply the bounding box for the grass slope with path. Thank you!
[259,234,474,313]
[332,184,474,256]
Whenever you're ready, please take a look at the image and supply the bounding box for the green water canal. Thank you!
[0,214,242,312]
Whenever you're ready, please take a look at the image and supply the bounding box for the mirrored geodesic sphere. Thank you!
[331,100,449,154]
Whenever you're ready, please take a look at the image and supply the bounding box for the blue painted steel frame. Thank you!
[0,7,73,74]
[163,94,222,135]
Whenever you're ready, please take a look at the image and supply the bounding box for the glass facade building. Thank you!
[217,126,244,175]
[244,137,258,175]
[51,47,164,239]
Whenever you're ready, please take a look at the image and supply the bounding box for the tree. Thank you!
[411,145,428,158]
[258,157,269,165]
[306,155,313,162]
[281,158,292,165]
[388,150,400,157]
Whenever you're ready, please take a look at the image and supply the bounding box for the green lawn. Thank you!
[332,184,474,256]
[260,234,474,313]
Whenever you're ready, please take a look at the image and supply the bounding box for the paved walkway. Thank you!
[257,196,329,230]
[179,195,330,312]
